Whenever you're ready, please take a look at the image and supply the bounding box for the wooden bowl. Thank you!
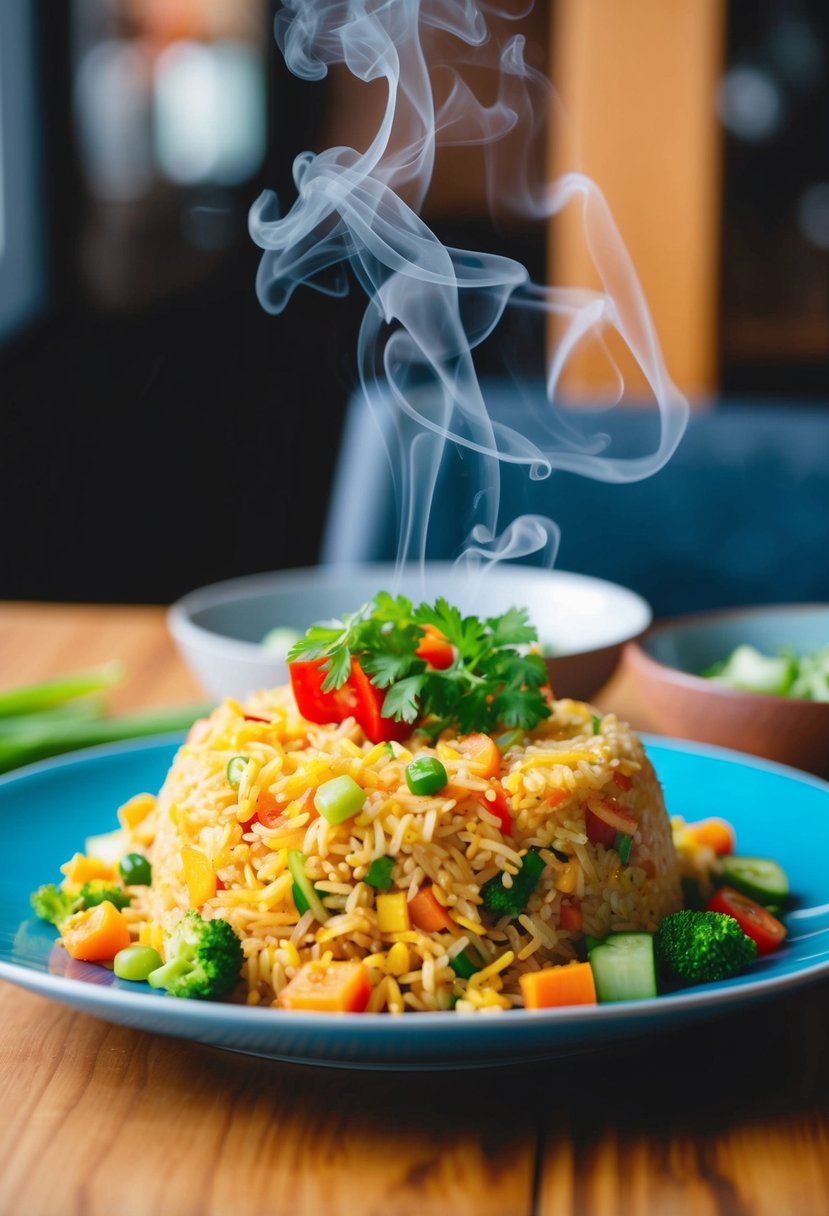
[623,604,829,779]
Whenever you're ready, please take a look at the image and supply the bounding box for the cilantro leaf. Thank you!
[381,674,427,723]
[486,607,537,648]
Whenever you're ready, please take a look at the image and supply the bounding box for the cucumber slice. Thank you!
[588,932,657,1002]
[719,855,789,905]
[287,849,329,923]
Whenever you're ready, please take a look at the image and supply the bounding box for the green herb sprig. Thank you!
[287,592,551,737]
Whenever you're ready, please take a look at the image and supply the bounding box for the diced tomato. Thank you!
[586,809,618,849]
[476,784,512,835]
[415,625,454,670]
[706,886,787,955]
[612,772,633,792]
[289,659,355,725]
[289,658,409,745]
[587,797,637,837]
[558,898,582,933]
[346,660,410,744]
[252,790,289,830]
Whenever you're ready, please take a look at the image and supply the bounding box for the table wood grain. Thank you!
[1,601,828,1216]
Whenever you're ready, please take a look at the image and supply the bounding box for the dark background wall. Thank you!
[0,0,826,608]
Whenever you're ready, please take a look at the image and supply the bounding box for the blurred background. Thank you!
[0,0,826,616]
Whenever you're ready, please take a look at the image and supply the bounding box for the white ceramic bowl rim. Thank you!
[167,562,653,662]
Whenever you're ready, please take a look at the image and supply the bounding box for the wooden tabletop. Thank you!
[2,601,829,1216]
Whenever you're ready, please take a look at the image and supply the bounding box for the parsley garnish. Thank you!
[287,593,551,736]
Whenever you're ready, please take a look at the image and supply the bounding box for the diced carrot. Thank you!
[682,817,735,855]
[558,898,583,933]
[548,790,568,809]
[456,733,501,778]
[408,885,455,933]
[181,846,217,906]
[278,960,372,1012]
[612,771,633,791]
[60,900,132,962]
[519,960,597,1009]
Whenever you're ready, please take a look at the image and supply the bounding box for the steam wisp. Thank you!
[249,0,689,579]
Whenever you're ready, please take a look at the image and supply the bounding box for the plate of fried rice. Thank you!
[3,690,829,1070]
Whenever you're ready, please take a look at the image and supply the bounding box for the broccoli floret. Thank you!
[147,911,243,1000]
[481,848,545,919]
[654,909,757,988]
[30,880,132,926]
[78,880,132,911]
[30,883,80,926]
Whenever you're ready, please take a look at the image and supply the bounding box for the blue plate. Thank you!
[2,733,828,1070]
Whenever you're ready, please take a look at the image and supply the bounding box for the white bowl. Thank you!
[167,562,652,704]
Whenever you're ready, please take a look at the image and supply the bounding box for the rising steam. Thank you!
[249,0,689,577]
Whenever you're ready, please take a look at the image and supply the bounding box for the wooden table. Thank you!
[2,601,829,1216]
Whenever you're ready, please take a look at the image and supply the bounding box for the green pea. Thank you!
[114,945,163,982]
[405,756,448,796]
[118,852,152,886]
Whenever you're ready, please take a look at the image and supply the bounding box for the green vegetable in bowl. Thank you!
[261,627,302,657]
[702,643,829,700]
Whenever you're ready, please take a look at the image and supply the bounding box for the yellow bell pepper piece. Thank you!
[60,852,115,885]
[181,846,217,907]
[376,892,411,934]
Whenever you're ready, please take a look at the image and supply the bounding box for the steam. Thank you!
[249,0,689,579]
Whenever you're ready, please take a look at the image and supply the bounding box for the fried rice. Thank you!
[114,686,682,1013]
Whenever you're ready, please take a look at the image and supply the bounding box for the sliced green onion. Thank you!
[365,855,396,891]
[226,756,248,787]
[0,661,125,718]
[0,702,213,776]
[449,949,479,979]
[495,729,524,750]
[314,775,366,824]
[287,850,329,923]
[405,756,448,796]
[615,832,633,864]
[591,714,602,735]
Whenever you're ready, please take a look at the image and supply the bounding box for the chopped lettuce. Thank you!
[703,643,829,700]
